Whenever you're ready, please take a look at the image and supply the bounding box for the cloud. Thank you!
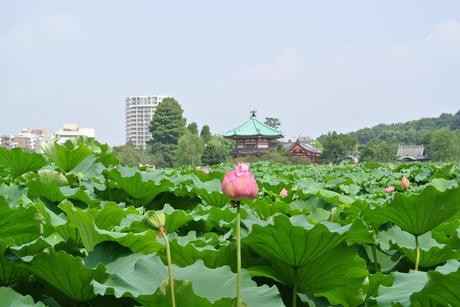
[426,19,460,47]
[236,49,302,85]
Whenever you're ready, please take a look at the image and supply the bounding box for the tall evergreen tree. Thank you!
[148,98,186,167]
[200,125,212,143]
[187,122,199,135]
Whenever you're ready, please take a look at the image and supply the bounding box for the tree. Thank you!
[187,122,199,135]
[359,141,397,162]
[425,128,460,162]
[113,142,155,166]
[264,117,281,129]
[200,125,212,143]
[450,112,460,130]
[201,136,230,165]
[175,132,205,166]
[148,98,186,167]
[318,131,357,163]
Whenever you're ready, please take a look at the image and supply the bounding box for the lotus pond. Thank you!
[0,139,460,306]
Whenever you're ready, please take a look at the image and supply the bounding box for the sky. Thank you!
[1,1,459,145]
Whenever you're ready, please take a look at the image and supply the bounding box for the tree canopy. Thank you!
[424,128,460,162]
[264,117,281,129]
[187,122,199,135]
[148,98,186,167]
[175,132,205,166]
[318,131,357,163]
[200,125,212,143]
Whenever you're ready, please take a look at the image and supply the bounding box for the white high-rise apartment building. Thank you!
[125,96,168,149]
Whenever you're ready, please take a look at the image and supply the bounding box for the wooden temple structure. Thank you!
[284,140,322,164]
[223,110,283,156]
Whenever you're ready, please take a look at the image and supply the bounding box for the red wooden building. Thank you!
[285,140,322,163]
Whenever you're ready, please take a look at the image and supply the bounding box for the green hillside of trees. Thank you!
[351,110,460,145]
[318,110,460,163]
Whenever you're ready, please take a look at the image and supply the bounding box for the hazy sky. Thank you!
[1,1,459,145]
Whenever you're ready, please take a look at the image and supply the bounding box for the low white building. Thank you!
[12,128,50,153]
[54,124,95,144]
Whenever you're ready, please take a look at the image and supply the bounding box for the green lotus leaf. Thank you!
[187,177,229,207]
[0,246,30,285]
[368,185,460,236]
[165,231,234,268]
[411,260,460,306]
[249,244,369,307]
[378,226,457,268]
[0,148,47,179]
[42,141,93,172]
[93,253,283,307]
[59,201,162,253]
[0,202,42,246]
[106,167,173,205]
[244,214,353,267]
[376,260,460,307]
[0,287,45,306]
[10,249,107,303]
[27,180,97,206]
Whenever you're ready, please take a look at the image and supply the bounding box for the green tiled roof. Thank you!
[223,114,283,138]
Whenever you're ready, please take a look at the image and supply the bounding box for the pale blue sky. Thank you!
[1,1,459,145]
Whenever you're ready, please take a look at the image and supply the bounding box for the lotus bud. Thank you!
[145,211,166,234]
[384,186,395,193]
[401,176,410,190]
[221,162,258,200]
[280,188,288,197]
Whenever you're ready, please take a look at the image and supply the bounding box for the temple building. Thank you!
[396,145,429,161]
[284,139,322,164]
[223,110,283,156]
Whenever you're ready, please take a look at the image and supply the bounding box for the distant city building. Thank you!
[54,124,95,144]
[0,135,15,149]
[397,145,429,161]
[0,128,50,152]
[125,95,168,149]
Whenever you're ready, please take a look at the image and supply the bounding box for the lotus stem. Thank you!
[236,202,242,307]
[162,231,176,307]
[415,235,420,271]
[292,267,298,307]
[372,244,379,273]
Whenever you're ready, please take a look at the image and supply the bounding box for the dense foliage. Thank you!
[148,98,187,167]
[319,110,460,162]
[1,138,460,306]
[351,110,460,145]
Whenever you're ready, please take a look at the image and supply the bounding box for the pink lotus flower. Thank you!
[384,186,395,193]
[280,188,288,197]
[401,176,410,190]
[201,167,210,174]
[221,163,258,200]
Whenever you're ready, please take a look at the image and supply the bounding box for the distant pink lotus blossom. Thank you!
[201,167,210,174]
[280,188,288,197]
[384,186,395,193]
[401,176,411,190]
[221,163,258,200]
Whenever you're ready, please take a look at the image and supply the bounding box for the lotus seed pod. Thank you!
[145,211,166,230]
